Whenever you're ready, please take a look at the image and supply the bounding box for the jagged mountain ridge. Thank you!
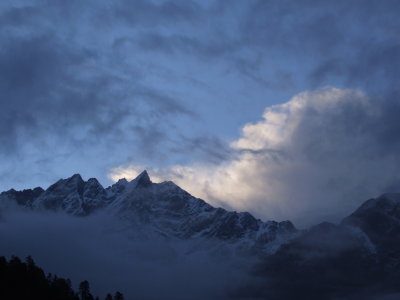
[2,173,400,299]
[0,171,296,251]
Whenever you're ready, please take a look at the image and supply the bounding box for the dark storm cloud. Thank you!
[114,0,400,94]
[0,1,195,157]
[3,0,398,158]
[312,42,400,91]
[0,35,98,143]
[128,124,167,159]
[171,135,234,163]
[240,0,400,91]
[0,32,133,153]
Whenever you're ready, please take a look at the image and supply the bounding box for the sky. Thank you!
[1,0,400,226]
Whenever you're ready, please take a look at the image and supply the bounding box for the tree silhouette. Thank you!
[105,294,113,300]
[0,255,79,300]
[0,255,120,300]
[114,291,124,300]
[79,280,94,300]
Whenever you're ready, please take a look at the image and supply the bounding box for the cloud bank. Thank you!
[110,87,400,226]
[0,207,251,299]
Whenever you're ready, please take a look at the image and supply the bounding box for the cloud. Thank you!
[2,1,399,156]
[0,1,203,189]
[0,207,252,299]
[1,0,400,207]
[0,27,191,153]
[241,0,400,92]
[114,0,203,27]
[110,87,400,226]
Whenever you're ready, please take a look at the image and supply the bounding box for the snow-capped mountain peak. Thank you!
[135,170,152,187]
[124,170,152,192]
[0,171,297,253]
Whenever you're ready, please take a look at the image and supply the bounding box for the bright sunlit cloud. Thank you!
[109,87,400,227]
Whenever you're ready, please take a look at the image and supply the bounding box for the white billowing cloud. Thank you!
[232,88,369,150]
[109,87,400,227]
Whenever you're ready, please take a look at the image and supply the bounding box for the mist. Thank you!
[0,206,253,300]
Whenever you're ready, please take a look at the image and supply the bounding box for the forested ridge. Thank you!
[0,255,124,300]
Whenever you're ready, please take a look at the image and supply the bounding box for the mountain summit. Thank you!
[0,171,296,253]
[135,170,152,187]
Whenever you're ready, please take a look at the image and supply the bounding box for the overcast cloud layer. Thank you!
[1,1,400,224]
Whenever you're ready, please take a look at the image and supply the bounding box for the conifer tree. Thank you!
[79,280,94,300]
[114,291,124,300]
[105,293,113,300]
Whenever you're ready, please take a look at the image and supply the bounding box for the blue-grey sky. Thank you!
[1,0,400,225]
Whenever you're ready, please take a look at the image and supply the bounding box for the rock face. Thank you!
[0,171,296,252]
[0,187,44,206]
[29,174,109,215]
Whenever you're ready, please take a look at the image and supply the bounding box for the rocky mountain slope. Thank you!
[1,172,400,299]
[0,171,296,253]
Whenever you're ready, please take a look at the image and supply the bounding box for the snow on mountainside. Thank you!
[2,174,400,299]
[0,171,296,253]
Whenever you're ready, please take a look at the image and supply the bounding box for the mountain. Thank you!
[0,171,296,254]
[2,173,400,299]
[238,193,400,300]
[342,193,400,256]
